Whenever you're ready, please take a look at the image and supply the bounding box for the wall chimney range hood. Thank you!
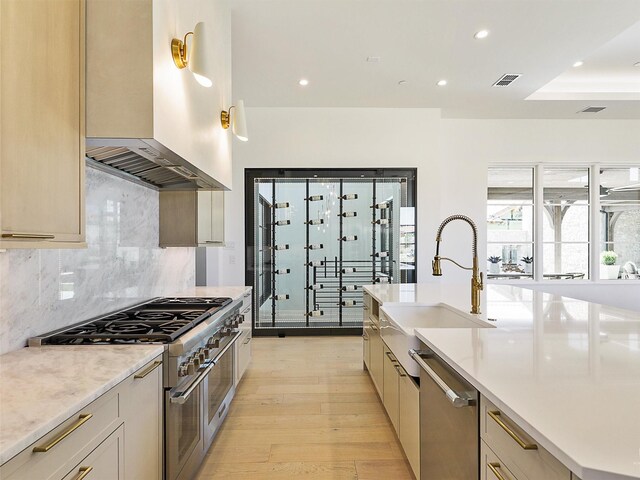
[85,0,228,192]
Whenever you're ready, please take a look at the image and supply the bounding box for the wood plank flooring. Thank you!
[195,336,415,480]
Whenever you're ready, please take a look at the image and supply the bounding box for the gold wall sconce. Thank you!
[171,22,213,87]
[221,100,248,141]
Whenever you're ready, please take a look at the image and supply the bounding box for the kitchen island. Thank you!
[364,283,640,480]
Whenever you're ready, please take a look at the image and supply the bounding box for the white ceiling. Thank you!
[230,0,640,118]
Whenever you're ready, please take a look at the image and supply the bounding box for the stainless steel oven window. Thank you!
[207,347,234,423]
[166,384,202,479]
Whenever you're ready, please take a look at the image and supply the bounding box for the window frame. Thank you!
[488,163,640,285]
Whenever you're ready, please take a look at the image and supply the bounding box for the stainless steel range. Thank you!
[29,296,247,480]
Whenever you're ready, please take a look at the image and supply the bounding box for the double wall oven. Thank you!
[29,294,250,480]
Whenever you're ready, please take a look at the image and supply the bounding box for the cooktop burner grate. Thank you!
[36,297,233,345]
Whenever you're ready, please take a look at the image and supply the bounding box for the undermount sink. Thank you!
[379,304,495,377]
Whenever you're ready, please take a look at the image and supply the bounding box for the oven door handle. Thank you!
[211,330,242,364]
[169,330,242,405]
[170,362,214,404]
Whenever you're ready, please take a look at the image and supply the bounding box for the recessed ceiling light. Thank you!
[398,80,407,85]
[366,56,381,63]
[573,61,584,67]
[298,79,309,86]
[437,80,447,86]
[634,62,640,67]
[474,30,489,39]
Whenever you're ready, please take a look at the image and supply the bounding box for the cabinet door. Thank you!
[399,371,420,479]
[363,323,371,370]
[121,358,163,480]
[62,424,124,480]
[236,329,252,385]
[382,348,399,432]
[0,0,85,247]
[369,323,384,398]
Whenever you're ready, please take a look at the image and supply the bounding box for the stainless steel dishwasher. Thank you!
[409,346,479,480]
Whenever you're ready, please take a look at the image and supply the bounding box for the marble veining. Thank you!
[0,166,195,354]
[0,345,164,464]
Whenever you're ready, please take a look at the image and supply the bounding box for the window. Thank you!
[487,168,534,279]
[600,167,640,280]
[487,165,640,282]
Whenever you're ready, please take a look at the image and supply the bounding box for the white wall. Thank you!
[210,108,640,310]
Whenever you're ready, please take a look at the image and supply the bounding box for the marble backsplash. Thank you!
[0,165,195,354]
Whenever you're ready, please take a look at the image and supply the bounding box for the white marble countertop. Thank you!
[366,283,640,480]
[0,285,250,465]
[0,345,164,465]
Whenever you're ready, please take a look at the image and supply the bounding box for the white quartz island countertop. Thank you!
[0,344,164,465]
[365,283,640,480]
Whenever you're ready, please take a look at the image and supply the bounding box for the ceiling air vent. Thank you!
[492,73,521,87]
[578,106,606,113]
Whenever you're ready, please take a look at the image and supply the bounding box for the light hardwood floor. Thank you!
[195,336,415,480]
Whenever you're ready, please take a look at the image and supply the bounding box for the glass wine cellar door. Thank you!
[250,173,415,334]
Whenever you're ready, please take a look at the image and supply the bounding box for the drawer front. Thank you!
[239,302,252,334]
[481,440,519,480]
[398,369,420,480]
[62,424,124,480]
[481,396,570,480]
[242,290,252,311]
[382,348,399,432]
[2,387,120,480]
[236,329,252,384]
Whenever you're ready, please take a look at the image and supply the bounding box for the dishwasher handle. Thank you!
[409,349,475,408]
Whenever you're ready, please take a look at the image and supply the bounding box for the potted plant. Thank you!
[521,256,533,275]
[600,251,620,280]
[488,256,501,274]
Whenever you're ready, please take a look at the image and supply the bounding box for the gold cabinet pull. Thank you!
[134,360,162,379]
[2,233,55,239]
[385,351,396,362]
[394,364,407,377]
[487,462,506,480]
[488,410,538,450]
[33,414,93,452]
[75,466,93,480]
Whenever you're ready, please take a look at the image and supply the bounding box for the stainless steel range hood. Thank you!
[86,139,223,191]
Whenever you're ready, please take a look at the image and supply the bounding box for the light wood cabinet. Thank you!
[481,395,571,480]
[0,357,163,480]
[382,347,400,432]
[0,0,85,249]
[481,440,519,480]
[160,191,224,247]
[121,358,163,480]
[62,424,124,480]
[369,320,384,398]
[399,370,420,479]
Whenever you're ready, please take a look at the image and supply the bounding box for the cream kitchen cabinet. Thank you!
[159,191,224,247]
[398,368,420,479]
[121,358,163,480]
[0,0,85,249]
[380,341,420,480]
[0,356,163,480]
[382,347,400,432]
[235,291,253,384]
[481,395,572,480]
[62,424,124,480]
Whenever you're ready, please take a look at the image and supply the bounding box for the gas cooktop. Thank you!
[31,297,233,345]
